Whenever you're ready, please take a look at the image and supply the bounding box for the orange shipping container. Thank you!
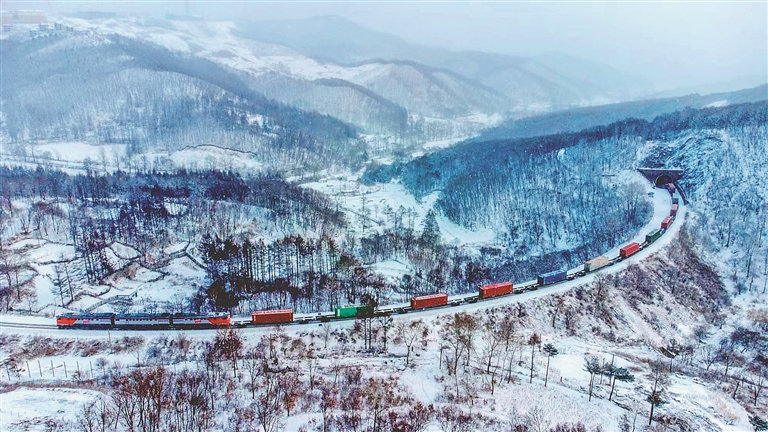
[411,293,449,309]
[619,242,640,258]
[479,282,513,299]
[252,309,293,325]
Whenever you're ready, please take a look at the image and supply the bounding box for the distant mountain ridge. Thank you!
[53,16,511,140]
[236,15,647,108]
[475,84,768,142]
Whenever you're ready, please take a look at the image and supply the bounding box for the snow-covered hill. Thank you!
[55,16,507,139]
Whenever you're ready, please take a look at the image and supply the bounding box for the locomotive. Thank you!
[57,192,679,329]
[56,312,230,329]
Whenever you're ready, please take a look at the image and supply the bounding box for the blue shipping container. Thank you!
[537,270,567,285]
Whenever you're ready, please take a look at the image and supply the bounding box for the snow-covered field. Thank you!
[0,141,267,175]
[303,178,496,248]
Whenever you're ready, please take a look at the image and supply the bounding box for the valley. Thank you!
[0,7,766,432]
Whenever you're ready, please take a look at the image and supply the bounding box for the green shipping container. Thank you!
[646,229,662,244]
[334,304,373,318]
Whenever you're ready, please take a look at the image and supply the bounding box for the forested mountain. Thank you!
[0,31,364,172]
[250,73,411,136]
[640,109,768,289]
[477,84,768,141]
[365,101,768,282]
[236,15,645,107]
[38,16,508,142]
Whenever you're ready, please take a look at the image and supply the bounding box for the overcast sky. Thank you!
[10,1,768,92]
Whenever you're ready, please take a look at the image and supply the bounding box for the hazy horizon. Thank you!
[4,1,767,94]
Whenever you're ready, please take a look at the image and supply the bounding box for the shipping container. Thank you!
[479,282,513,299]
[670,204,679,216]
[334,304,373,318]
[538,270,567,285]
[411,293,449,309]
[252,309,293,325]
[584,256,610,272]
[661,216,674,229]
[619,242,641,258]
[645,229,662,244]
[672,197,679,205]
[666,184,676,196]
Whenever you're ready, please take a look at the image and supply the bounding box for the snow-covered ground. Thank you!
[1,387,103,431]
[303,179,496,248]
[60,18,382,82]
[0,183,681,330]
[0,141,267,175]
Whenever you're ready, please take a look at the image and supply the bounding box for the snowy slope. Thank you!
[59,16,508,126]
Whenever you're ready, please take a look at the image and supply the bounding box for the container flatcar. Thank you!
[252,309,293,325]
[334,304,373,318]
[538,270,567,285]
[670,204,679,216]
[645,229,662,244]
[672,197,679,205]
[411,293,449,309]
[661,216,674,229]
[479,282,513,299]
[584,256,610,272]
[619,242,641,258]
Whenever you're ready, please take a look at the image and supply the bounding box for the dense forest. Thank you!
[364,101,768,283]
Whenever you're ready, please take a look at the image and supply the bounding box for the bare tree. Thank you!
[701,344,717,371]
[525,406,551,432]
[213,328,243,376]
[749,365,768,406]
[395,319,426,366]
[436,405,475,432]
[253,370,284,432]
[647,360,669,426]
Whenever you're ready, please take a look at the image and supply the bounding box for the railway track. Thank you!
[0,321,58,330]
[4,191,684,333]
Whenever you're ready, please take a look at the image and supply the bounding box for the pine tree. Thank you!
[750,415,768,432]
[419,209,441,249]
[543,343,558,387]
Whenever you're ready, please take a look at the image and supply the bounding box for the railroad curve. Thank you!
[0,186,684,334]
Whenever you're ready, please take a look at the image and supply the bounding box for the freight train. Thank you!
[57,191,680,330]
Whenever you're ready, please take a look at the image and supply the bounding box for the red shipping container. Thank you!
[252,309,293,325]
[619,242,640,258]
[670,204,679,216]
[479,282,513,299]
[661,216,674,229]
[411,293,449,309]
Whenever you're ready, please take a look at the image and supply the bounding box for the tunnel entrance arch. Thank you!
[637,167,688,203]
[655,175,673,187]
